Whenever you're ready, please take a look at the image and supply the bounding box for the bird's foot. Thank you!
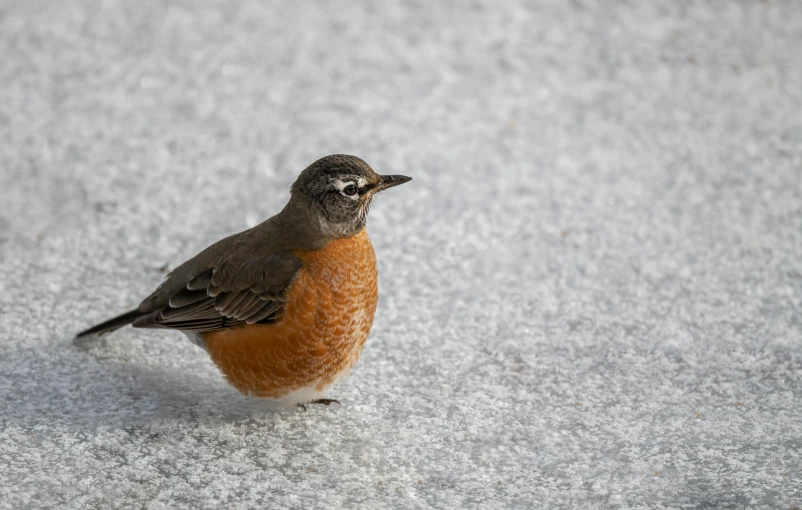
[310,398,341,406]
[297,399,341,411]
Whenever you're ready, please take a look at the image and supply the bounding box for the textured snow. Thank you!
[1,1,801,508]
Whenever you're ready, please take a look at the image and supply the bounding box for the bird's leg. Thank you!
[310,398,340,406]
[296,398,341,409]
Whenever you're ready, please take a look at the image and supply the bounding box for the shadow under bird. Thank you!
[77,154,411,407]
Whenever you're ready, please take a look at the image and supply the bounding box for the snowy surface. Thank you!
[1,1,801,508]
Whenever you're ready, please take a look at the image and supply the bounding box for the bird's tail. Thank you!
[75,309,142,338]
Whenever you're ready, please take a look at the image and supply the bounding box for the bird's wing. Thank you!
[132,251,302,332]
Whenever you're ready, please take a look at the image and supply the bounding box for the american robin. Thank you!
[77,154,411,407]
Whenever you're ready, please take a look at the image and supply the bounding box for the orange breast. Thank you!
[204,229,379,399]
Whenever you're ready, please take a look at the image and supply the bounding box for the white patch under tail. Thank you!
[274,386,328,407]
[272,362,358,407]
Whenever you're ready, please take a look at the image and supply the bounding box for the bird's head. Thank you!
[290,154,411,238]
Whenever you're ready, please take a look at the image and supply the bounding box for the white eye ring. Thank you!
[332,178,362,200]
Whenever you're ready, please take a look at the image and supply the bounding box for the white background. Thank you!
[0,1,800,508]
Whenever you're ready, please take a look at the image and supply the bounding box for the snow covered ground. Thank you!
[1,1,801,508]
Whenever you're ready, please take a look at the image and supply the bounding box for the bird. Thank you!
[76,154,411,407]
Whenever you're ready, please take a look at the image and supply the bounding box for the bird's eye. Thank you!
[343,184,358,196]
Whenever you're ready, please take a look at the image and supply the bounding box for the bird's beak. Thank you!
[371,174,412,194]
